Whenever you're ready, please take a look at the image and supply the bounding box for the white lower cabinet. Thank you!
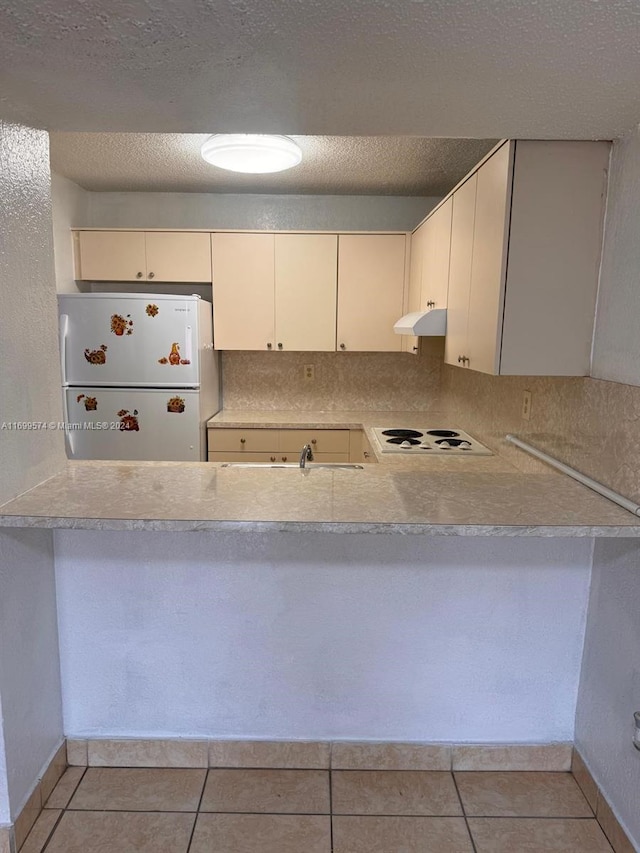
[207,427,363,463]
[444,139,610,376]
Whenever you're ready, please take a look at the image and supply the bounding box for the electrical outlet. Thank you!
[304,364,315,382]
[522,390,532,420]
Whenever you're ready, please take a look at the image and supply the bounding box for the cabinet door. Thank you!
[337,235,406,352]
[403,221,427,353]
[274,235,337,351]
[466,142,513,375]
[211,233,275,350]
[76,231,146,281]
[444,174,477,367]
[145,232,212,282]
[421,196,452,310]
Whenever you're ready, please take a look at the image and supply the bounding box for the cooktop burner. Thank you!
[372,427,492,455]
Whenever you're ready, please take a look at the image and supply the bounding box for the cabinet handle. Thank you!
[148,271,155,279]
[364,451,370,459]
[463,355,470,365]
[412,346,418,352]
[458,355,463,363]
[277,343,283,350]
[426,300,435,308]
[267,342,272,349]
[136,271,143,279]
[270,456,276,462]
[240,438,246,444]
[340,343,346,350]
[282,456,287,462]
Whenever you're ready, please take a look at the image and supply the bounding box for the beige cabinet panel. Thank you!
[144,232,211,282]
[207,427,280,452]
[208,451,279,463]
[337,234,406,352]
[274,235,337,351]
[403,221,427,354]
[76,231,146,281]
[211,233,275,351]
[466,141,513,375]
[75,231,212,282]
[444,174,477,368]
[279,429,350,453]
[421,196,452,311]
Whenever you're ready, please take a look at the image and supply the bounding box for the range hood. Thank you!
[393,308,447,336]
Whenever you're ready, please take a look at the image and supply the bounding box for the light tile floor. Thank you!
[21,766,615,852]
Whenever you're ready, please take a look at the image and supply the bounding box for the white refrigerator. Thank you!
[58,293,221,461]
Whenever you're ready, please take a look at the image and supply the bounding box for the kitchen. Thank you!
[2,2,640,853]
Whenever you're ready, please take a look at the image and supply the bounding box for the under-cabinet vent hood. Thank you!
[393,308,447,336]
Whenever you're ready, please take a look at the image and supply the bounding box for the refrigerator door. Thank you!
[65,388,202,461]
[59,294,205,387]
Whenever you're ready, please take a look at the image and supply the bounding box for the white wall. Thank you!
[575,538,640,851]
[51,172,89,293]
[55,530,591,743]
[85,191,440,232]
[591,124,640,385]
[0,529,64,823]
[0,122,66,506]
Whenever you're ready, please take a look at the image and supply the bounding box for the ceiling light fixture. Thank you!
[200,134,302,174]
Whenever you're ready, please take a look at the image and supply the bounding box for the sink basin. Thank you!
[220,463,364,470]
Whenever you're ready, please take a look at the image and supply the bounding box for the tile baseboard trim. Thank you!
[66,738,573,771]
[11,740,66,851]
[0,826,15,853]
[571,749,636,853]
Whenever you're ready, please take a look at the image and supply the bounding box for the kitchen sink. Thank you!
[220,463,364,469]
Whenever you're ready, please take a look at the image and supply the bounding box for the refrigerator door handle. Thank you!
[59,313,69,386]
[185,324,193,364]
[62,390,75,457]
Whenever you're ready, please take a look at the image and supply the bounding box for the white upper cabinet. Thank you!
[420,195,453,312]
[444,139,610,376]
[337,234,407,352]
[74,231,212,282]
[402,220,427,354]
[211,233,275,351]
[274,234,337,351]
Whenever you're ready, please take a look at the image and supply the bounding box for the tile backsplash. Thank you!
[222,339,640,504]
[222,339,445,412]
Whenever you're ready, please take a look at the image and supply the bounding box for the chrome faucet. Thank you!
[299,443,314,468]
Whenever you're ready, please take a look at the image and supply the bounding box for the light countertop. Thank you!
[1,410,639,536]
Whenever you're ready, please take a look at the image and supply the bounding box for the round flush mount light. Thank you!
[200,134,302,174]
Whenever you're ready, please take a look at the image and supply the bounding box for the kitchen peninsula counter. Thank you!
[1,411,639,535]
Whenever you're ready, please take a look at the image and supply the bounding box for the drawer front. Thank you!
[208,428,280,453]
[279,429,350,453]
[310,452,350,463]
[208,451,279,463]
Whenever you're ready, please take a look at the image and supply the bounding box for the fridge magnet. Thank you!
[76,394,98,411]
[117,409,140,431]
[84,344,107,364]
[158,342,191,365]
[111,313,134,336]
[145,304,159,317]
[167,396,186,413]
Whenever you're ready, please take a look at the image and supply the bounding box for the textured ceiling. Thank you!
[49,134,498,195]
[1,1,640,139]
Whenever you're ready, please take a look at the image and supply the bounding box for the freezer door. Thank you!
[65,388,202,461]
[59,294,205,386]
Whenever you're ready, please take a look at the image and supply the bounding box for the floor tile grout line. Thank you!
[328,769,334,853]
[452,771,479,853]
[33,808,66,853]
[185,768,209,853]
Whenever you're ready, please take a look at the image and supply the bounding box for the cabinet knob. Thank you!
[270,456,276,462]
[282,456,287,462]
[311,439,317,444]
[277,343,283,350]
[458,355,463,363]
[340,343,346,350]
[426,300,435,308]
[412,346,418,352]
[463,355,470,365]
[240,438,246,444]
[136,271,143,279]
[148,271,155,279]
[267,343,272,349]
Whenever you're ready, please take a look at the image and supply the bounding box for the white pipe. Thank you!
[505,434,640,517]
